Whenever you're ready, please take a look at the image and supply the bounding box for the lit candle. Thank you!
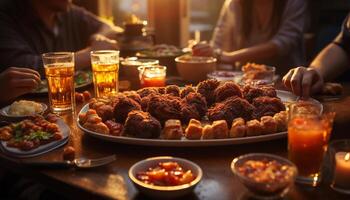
[333,152,350,189]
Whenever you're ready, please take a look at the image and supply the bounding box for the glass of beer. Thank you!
[42,52,75,112]
[288,100,334,186]
[90,50,119,98]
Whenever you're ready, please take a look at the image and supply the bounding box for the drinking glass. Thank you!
[90,50,119,98]
[42,52,75,112]
[138,65,166,88]
[287,100,334,186]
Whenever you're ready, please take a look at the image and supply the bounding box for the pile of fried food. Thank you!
[0,114,62,150]
[79,79,287,140]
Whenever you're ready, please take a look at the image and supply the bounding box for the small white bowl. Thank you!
[129,156,202,199]
[0,102,47,121]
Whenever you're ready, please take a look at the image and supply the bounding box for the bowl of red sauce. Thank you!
[231,153,297,199]
[129,156,202,199]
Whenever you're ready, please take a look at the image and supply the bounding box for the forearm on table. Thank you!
[75,47,92,70]
[96,24,123,40]
[220,42,279,64]
[310,43,349,81]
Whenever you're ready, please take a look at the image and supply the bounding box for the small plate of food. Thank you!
[129,156,202,199]
[0,114,69,158]
[0,100,48,120]
[231,153,297,199]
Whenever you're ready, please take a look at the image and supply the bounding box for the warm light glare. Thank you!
[345,153,350,161]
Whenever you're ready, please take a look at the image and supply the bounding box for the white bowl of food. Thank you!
[0,100,47,120]
[175,55,216,83]
[231,153,297,199]
[129,156,202,199]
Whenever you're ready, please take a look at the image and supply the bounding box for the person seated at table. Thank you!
[0,0,122,74]
[192,0,307,74]
[0,67,41,104]
[283,13,350,98]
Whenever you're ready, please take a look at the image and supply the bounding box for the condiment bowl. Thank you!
[231,153,297,199]
[129,156,202,199]
[175,55,216,83]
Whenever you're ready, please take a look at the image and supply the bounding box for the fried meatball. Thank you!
[158,87,166,94]
[146,94,182,124]
[181,92,207,117]
[113,95,141,123]
[123,91,142,104]
[207,97,254,126]
[181,104,201,123]
[214,81,243,102]
[197,79,220,106]
[124,110,161,138]
[136,87,159,98]
[242,85,277,103]
[165,85,180,97]
[252,96,285,119]
[96,104,114,122]
[180,85,196,98]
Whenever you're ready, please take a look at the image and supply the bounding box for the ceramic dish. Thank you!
[231,153,297,199]
[129,156,202,199]
[0,118,70,158]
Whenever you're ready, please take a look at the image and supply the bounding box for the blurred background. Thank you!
[74,0,349,63]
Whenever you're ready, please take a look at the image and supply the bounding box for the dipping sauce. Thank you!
[238,159,294,186]
[136,161,195,186]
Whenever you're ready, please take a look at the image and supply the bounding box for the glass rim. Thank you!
[42,52,74,59]
[90,50,120,56]
[137,65,167,71]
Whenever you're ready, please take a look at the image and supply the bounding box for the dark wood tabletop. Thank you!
[1,82,350,200]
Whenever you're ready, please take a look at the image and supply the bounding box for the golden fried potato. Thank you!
[185,120,202,140]
[246,119,263,136]
[212,120,229,139]
[230,118,246,138]
[260,116,277,134]
[273,111,287,132]
[83,122,109,135]
[202,125,214,139]
[162,119,183,140]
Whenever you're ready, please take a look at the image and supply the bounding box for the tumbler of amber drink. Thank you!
[42,52,75,112]
[288,100,334,186]
[90,50,119,98]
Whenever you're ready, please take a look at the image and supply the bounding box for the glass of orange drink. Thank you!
[90,50,119,98]
[42,52,75,112]
[138,65,166,88]
[288,99,334,186]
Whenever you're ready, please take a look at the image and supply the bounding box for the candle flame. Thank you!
[345,153,350,161]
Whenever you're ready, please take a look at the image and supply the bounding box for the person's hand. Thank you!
[0,67,41,102]
[282,66,324,98]
[90,34,119,51]
[192,42,214,57]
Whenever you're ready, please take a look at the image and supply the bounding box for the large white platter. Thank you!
[78,90,302,147]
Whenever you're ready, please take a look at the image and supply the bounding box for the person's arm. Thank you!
[220,42,279,64]
[69,5,121,70]
[283,13,350,98]
[0,13,43,73]
[310,43,349,81]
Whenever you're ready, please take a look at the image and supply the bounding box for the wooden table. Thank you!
[1,83,350,200]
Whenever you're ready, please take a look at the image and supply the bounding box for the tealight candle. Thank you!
[333,152,350,189]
